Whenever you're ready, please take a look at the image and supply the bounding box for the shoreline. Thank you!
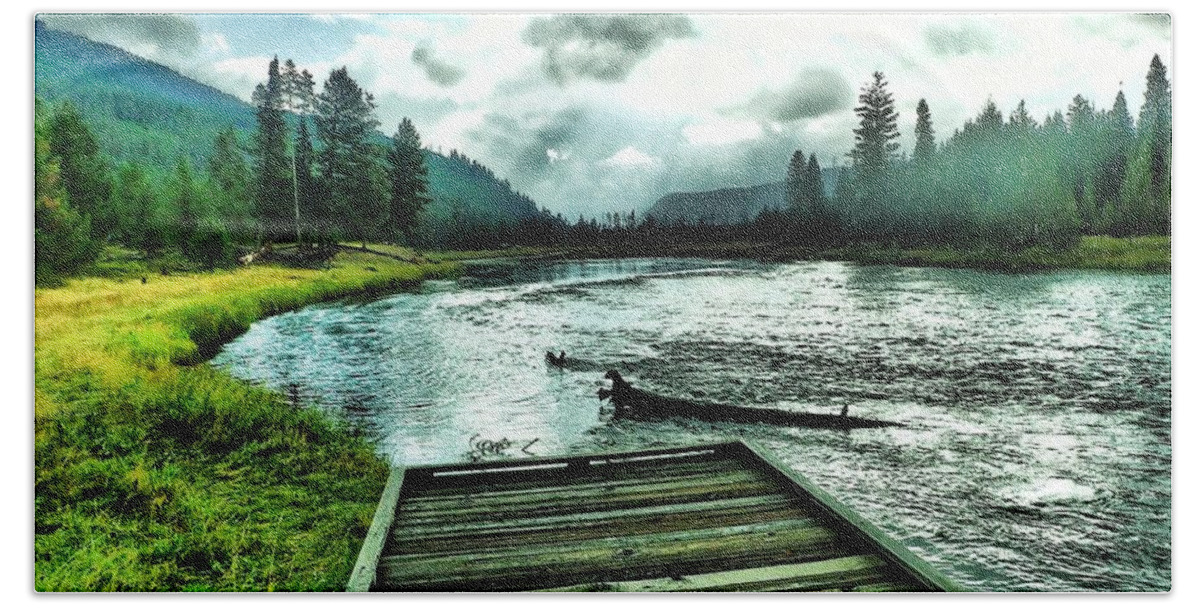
[35,251,459,591]
[507,235,1169,274]
[32,234,1168,590]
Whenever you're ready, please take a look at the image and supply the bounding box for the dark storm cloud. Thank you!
[924,23,994,57]
[732,69,853,123]
[468,107,590,177]
[1129,13,1171,40]
[521,14,695,85]
[40,13,202,61]
[374,92,459,131]
[411,45,466,87]
[466,99,849,220]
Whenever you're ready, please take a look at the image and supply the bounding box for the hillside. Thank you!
[33,21,542,241]
[646,170,839,226]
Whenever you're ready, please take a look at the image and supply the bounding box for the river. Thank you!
[212,257,1171,592]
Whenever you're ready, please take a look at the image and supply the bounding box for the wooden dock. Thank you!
[347,440,964,592]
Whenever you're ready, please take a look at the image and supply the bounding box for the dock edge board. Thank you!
[735,440,968,592]
[346,439,967,592]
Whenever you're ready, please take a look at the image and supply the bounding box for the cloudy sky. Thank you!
[39,12,1171,219]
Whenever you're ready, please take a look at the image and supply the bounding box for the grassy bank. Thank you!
[819,236,1170,272]
[35,250,458,591]
[543,235,1170,272]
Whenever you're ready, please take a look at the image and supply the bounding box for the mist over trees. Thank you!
[34,53,568,284]
[778,54,1173,251]
[32,44,1171,284]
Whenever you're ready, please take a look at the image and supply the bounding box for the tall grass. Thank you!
[813,236,1170,272]
[35,253,457,591]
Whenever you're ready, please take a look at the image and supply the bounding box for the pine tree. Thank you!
[35,98,98,283]
[848,72,901,237]
[1008,100,1037,136]
[804,153,833,240]
[386,118,431,245]
[314,66,386,248]
[1138,54,1171,219]
[112,162,167,256]
[804,154,827,212]
[48,101,113,239]
[785,149,806,213]
[281,59,317,244]
[850,72,901,181]
[294,118,321,241]
[1092,90,1134,227]
[252,56,291,243]
[208,128,250,204]
[913,98,935,165]
[171,158,200,256]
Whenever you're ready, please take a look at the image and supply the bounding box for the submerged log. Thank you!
[597,370,902,430]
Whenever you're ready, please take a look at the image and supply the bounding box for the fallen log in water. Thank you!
[597,370,902,430]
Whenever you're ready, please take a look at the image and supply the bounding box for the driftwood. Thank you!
[597,370,902,430]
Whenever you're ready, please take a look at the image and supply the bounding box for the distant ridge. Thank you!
[646,169,838,226]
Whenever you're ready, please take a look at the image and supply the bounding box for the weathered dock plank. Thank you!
[348,440,964,592]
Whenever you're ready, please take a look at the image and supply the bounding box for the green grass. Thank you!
[820,236,1170,272]
[35,249,459,591]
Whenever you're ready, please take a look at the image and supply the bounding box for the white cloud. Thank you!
[682,118,763,147]
[59,12,1171,217]
[203,32,230,54]
[600,146,658,168]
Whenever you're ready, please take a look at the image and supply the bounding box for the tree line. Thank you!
[34,59,441,284]
[781,54,1171,250]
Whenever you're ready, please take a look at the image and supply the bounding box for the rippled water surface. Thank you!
[213,258,1171,592]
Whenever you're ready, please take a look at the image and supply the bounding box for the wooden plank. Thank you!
[376,519,840,591]
[408,455,745,497]
[407,442,738,480]
[408,456,747,499]
[391,475,781,527]
[542,554,889,592]
[397,468,770,514]
[735,440,966,592]
[345,466,406,592]
[389,493,799,541]
[394,507,816,558]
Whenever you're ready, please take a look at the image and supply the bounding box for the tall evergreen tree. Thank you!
[280,59,317,244]
[850,72,901,181]
[784,149,806,213]
[1116,54,1172,235]
[385,118,431,245]
[913,99,935,165]
[171,158,200,256]
[252,56,291,243]
[1092,90,1135,227]
[314,66,386,248]
[294,117,321,241]
[1008,100,1037,136]
[112,162,167,256]
[848,71,900,237]
[36,98,98,283]
[208,127,251,205]
[1138,54,1171,210]
[48,101,113,239]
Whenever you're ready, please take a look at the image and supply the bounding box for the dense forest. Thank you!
[34,23,564,284]
[639,55,1171,252]
[34,18,1171,285]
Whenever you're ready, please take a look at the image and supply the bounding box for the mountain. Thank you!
[33,21,543,240]
[646,170,840,226]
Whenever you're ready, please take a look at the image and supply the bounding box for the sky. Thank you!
[37,11,1171,219]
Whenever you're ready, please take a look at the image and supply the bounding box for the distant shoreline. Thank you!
[457,235,1170,274]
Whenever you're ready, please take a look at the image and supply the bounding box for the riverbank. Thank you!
[35,250,457,590]
[510,235,1170,273]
